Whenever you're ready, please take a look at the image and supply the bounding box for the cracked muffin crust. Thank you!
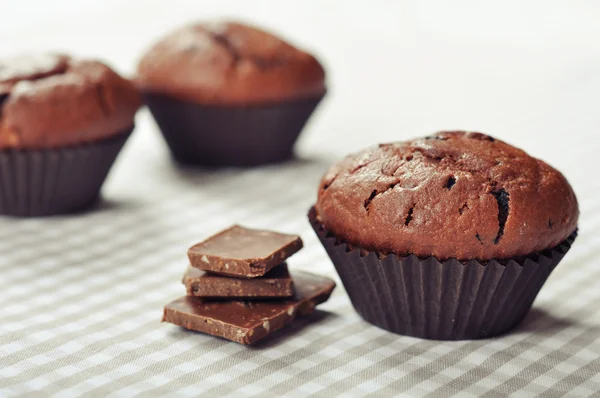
[135,21,326,105]
[0,54,141,149]
[315,131,579,260]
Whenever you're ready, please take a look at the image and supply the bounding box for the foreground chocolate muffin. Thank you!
[309,131,578,340]
[136,21,326,166]
[0,54,141,216]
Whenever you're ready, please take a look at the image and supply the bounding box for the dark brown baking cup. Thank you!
[308,207,577,340]
[143,93,324,167]
[0,128,132,217]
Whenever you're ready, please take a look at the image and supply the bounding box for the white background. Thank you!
[2,1,600,155]
[2,0,598,219]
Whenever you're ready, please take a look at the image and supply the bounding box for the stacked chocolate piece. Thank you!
[163,225,336,345]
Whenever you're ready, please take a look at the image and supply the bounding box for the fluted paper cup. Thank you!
[0,129,132,217]
[143,93,324,167]
[308,207,576,340]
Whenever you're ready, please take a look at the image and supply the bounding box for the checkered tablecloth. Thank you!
[1,106,599,397]
[2,1,600,396]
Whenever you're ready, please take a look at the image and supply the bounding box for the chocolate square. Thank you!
[183,263,294,298]
[163,271,335,345]
[187,225,303,277]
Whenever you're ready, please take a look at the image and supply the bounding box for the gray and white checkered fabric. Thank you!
[1,112,599,397]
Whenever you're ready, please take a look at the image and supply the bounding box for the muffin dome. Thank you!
[136,21,326,105]
[0,54,141,149]
[315,131,578,260]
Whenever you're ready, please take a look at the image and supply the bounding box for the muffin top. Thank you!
[315,131,578,260]
[136,21,326,105]
[0,54,141,149]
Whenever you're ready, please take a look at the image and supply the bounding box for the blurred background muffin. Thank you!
[136,21,326,167]
[0,53,141,216]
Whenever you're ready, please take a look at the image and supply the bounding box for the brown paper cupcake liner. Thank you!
[143,93,324,167]
[308,207,577,340]
[0,129,132,217]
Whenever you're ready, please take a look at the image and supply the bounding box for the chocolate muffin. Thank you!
[309,131,578,340]
[0,54,141,216]
[136,21,326,166]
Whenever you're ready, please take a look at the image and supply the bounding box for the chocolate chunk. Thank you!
[163,271,336,345]
[187,225,303,277]
[183,263,294,298]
